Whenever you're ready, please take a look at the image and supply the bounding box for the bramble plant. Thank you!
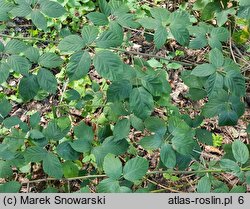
[0,0,249,193]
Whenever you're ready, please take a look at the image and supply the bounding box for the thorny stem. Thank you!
[21,167,250,185]
[112,47,194,66]
[0,33,58,43]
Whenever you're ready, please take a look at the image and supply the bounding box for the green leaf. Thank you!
[19,75,39,101]
[191,63,216,77]
[99,0,111,16]
[40,0,66,18]
[239,0,250,6]
[208,36,222,49]
[37,68,57,94]
[66,51,91,81]
[29,129,44,140]
[218,110,239,126]
[81,25,99,45]
[10,2,32,17]
[38,52,63,68]
[62,161,79,178]
[238,6,250,19]
[0,181,21,193]
[130,115,144,131]
[5,39,28,54]
[113,118,130,141]
[93,50,123,81]
[123,156,149,182]
[201,2,221,20]
[56,141,80,161]
[74,121,94,142]
[0,98,12,119]
[144,116,166,137]
[0,161,12,178]
[30,112,40,128]
[7,55,31,76]
[3,116,22,128]
[139,135,162,150]
[0,63,9,84]
[43,120,70,141]
[96,28,123,48]
[23,46,40,63]
[129,87,154,119]
[196,129,213,145]
[230,185,246,193]
[107,79,132,102]
[205,72,224,96]
[245,171,250,185]
[172,134,196,156]
[87,12,109,26]
[170,10,190,26]
[30,10,47,31]
[70,140,92,153]
[137,17,160,30]
[189,35,208,49]
[209,48,224,67]
[220,159,241,172]
[197,176,211,193]
[150,7,170,23]
[160,144,176,168]
[116,13,140,28]
[154,25,168,49]
[97,178,120,193]
[170,25,190,46]
[232,140,249,164]
[58,35,86,53]
[211,27,229,42]
[43,152,63,178]
[24,146,47,162]
[103,153,122,180]
[0,41,4,52]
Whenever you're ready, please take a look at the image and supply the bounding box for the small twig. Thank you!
[229,25,237,63]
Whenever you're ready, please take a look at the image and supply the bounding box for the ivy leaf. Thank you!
[30,10,47,31]
[66,51,91,81]
[160,144,176,168]
[43,152,63,178]
[19,75,39,101]
[191,63,216,77]
[81,25,99,45]
[38,52,63,68]
[232,140,249,164]
[40,0,66,18]
[154,25,168,49]
[103,153,122,180]
[87,12,109,26]
[197,176,211,193]
[129,87,154,120]
[107,79,132,102]
[37,68,57,94]
[93,50,123,80]
[209,48,224,67]
[58,35,86,53]
[123,156,149,182]
[7,55,31,76]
